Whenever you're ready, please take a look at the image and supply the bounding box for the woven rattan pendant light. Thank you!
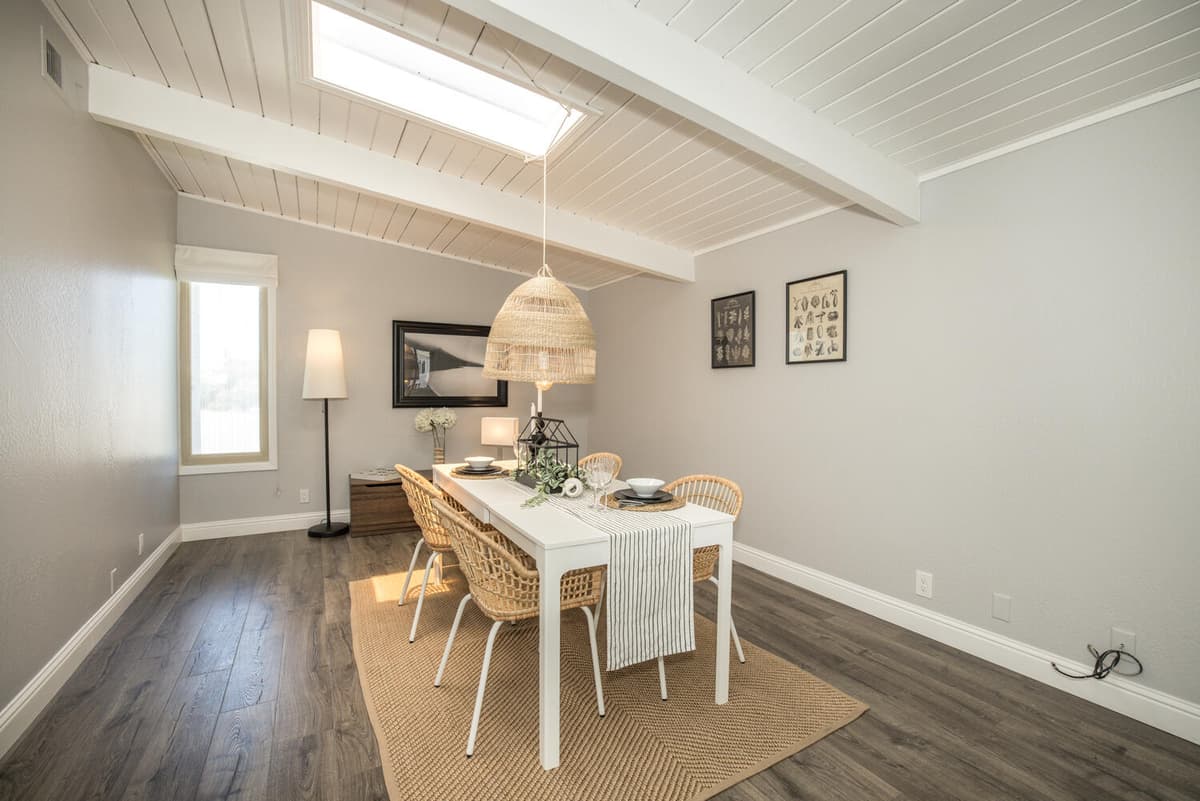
[483,140,596,398]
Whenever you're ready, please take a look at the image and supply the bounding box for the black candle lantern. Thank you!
[515,414,579,492]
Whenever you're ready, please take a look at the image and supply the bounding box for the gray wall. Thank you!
[176,197,593,524]
[0,0,179,708]
[588,91,1200,703]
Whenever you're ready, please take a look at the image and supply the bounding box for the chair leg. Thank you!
[397,538,424,606]
[709,575,746,663]
[435,593,472,687]
[594,576,607,621]
[466,620,504,758]
[657,655,668,701]
[434,551,444,585]
[581,606,605,717]
[408,550,439,643]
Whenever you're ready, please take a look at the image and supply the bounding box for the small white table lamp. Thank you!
[481,416,519,459]
[303,329,349,538]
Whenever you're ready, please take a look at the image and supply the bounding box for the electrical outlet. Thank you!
[109,568,118,596]
[138,532,145,557]
[992,592,1012,622]
[915,570,933,599]
[299,488,310,504]
[1111,627,1136,655]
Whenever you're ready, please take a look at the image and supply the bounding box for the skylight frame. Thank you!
[303,1,593,160]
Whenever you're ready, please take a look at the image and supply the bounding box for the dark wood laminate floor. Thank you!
[1,530,1197,801]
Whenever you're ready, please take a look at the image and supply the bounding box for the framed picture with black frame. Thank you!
[711,290,755,368]
[786,270,846,364]
[392,321,508,408]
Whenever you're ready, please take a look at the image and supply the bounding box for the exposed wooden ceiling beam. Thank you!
[87,65,695,282]
[442,0,921,226]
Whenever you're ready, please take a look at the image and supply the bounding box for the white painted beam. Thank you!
[87,65,694,282]
[442,0,921,226]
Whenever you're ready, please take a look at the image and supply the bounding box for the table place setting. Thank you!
[449,455,510,479]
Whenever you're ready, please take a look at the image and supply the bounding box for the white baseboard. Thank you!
[0,526,183,759]
[733,542,1200,746]
[181,508,351,541]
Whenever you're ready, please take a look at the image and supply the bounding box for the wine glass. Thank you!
[590,456,615,512]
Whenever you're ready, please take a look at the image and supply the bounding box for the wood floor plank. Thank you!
[3,530,1198,801]
[194,702,275,801]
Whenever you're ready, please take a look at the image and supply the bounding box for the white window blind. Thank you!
[176,246,278,474]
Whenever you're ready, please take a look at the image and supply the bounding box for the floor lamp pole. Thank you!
[309,397,350,538]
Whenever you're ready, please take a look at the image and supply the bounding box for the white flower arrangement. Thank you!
[414,407,457,450]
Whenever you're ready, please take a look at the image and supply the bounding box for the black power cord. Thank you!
[1052,644,1143,680]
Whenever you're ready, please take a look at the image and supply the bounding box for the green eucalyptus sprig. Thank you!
[513,448,584,508]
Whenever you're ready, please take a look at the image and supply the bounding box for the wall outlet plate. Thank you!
[299,488,310,504]
[1110,627,1136,655]
[992,592,1012,622]
[138,532,145,557]
[915,570,933,599]
[109,568,118,596]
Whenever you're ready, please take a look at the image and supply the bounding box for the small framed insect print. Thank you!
[711,290,755,368]
[786,270,846,364]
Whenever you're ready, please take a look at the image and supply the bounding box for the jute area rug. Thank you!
[350,571,867,801]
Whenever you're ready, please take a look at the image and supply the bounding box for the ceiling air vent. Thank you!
[44,35,62,89]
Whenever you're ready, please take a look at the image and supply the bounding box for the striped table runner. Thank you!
[544,492,695,672]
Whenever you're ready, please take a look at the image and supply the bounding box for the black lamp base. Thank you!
[308,521,350,538]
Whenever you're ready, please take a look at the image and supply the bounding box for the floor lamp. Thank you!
[303,329,350,538]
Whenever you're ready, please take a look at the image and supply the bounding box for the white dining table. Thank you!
[433,461,736,770]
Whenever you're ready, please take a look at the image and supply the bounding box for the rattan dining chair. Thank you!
[394,464,481,644]
[655,474,746,700]
[579,451,623,479]
[429,495,606,757]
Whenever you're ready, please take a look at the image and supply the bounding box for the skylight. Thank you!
[311,2,584,158]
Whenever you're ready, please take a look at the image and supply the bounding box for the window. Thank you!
[176,246,278,474]
[309,2,584,157]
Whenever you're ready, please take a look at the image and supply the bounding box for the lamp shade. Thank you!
[482,272,596,384]
[481,416,519,447]
[302,329,348,399]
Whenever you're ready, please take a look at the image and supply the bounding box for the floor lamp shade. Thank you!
[303,329,348,399]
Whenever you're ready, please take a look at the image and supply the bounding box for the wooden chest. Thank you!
[348,471,429,537]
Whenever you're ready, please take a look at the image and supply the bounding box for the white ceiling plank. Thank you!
[138,134,181,189]
[252,164,282,214]
[773,0,957,100]
[91,0,167,84]
[724,0,843,73]
[126,0,201,93]
[147,137,203,194]
[316,181,338,226]
[399,209,453,248]
[296,176,319,222]
[157,0,229,103]
[800,1,1011,111]
[839,0,1131,134]
[370,112,408,155]
[242,0,293,122]
[275,171,300,218]
[203,151,245,204]
[749,0,900,87]
[669,0,740,41]
[318,91,351,141]
[441,0,921,224]
[351,193,378,234]
[635,0,691,25]
[335,188,360,229]
[384,205,417,240]
[394,120,434,162]
[175,143,222,198]
[346,102,380,149]
[404,0,451,40]
[430,218,471,251]
[480,154,526,190]
[866,2,1200,150]
[226,158,262,210]
[367,199,399,238]
[550,111,683,209]
[588,128,732,217]
[439,6,486,52]
[606,149,759,229]
[417,131,457,171]
[53,0,131,70]
[441,141,485,177]
[698,0,792,56]
[461,147,506,183]
[290,82,321,131]
[204,0,264,114]
[88,66,693,279]
[903,50,1200,170]
[817,1,1078,122]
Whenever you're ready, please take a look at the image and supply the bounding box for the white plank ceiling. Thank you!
[46,0,1200,287]
[627,0,1200,176]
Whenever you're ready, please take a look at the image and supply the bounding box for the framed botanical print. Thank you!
[392,321,508,407]
[711,290,755,368]
[786,270,846,364]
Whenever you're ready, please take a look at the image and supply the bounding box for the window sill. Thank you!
[179,460,278,476]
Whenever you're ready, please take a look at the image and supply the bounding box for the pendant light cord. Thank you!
[505,47,571,279]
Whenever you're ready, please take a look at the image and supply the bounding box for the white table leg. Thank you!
[538,553,564,769]
[714,529,732,705]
